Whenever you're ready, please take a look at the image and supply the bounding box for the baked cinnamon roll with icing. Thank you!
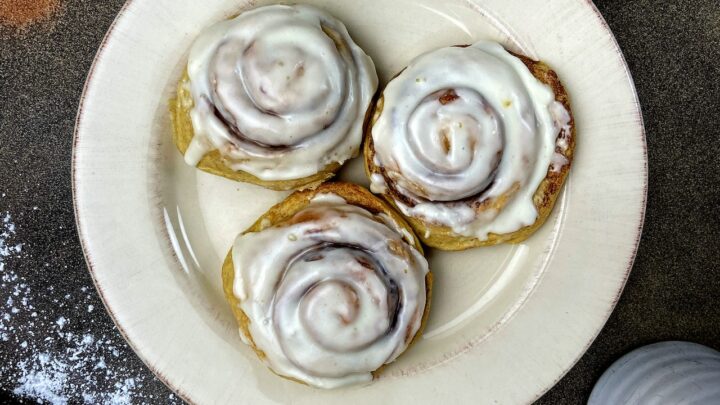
[365,41,575,250]
[171,5,378,190]
[222,182,431,388]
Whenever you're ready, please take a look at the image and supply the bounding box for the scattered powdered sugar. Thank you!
[0,212,24,343]
[13,337,139,404]
[0,212,182,404]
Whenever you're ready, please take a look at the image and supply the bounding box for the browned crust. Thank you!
[221,182,433,384]
[364,48,576,250]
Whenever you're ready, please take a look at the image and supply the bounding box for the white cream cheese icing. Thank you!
[231,193,428,388]
[370,41,571,240]
[184,5,378,181]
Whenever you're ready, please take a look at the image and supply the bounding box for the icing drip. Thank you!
[231,193,428,388]
[550,100,572,172]
[185,5,378,181]
[371,41,570,240]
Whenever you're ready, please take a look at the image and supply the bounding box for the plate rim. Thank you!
[71,0,648,403]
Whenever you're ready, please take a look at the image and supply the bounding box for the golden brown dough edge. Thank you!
[364,50,576,251]
[169,71,342,191]
[221,182,433,384]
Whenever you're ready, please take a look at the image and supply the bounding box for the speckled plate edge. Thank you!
[71,0,648,403]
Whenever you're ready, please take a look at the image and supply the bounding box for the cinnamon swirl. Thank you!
[171,5,378,190]
[222,182,432,388]
[365,41,575,250]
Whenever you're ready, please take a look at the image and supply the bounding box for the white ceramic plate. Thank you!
[73,0,647,403]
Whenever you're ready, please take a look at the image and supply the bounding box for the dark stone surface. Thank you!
[0,0,718,403]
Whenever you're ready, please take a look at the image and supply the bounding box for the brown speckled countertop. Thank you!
[1,0,718,403]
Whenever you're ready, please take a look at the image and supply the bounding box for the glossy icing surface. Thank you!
[371,42,569,240]
[231,194,428,388]
[185,5,378,181]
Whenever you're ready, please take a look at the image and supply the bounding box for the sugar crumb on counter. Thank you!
[1,211,183,404]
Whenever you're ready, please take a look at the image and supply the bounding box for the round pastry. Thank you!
[365,41,575,250]
[222,182,432,388]
[171,5,378,190]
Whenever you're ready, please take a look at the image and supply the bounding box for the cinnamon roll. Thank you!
[222,182,431,388]
[365,41,575,250]
[171,5,378,190]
